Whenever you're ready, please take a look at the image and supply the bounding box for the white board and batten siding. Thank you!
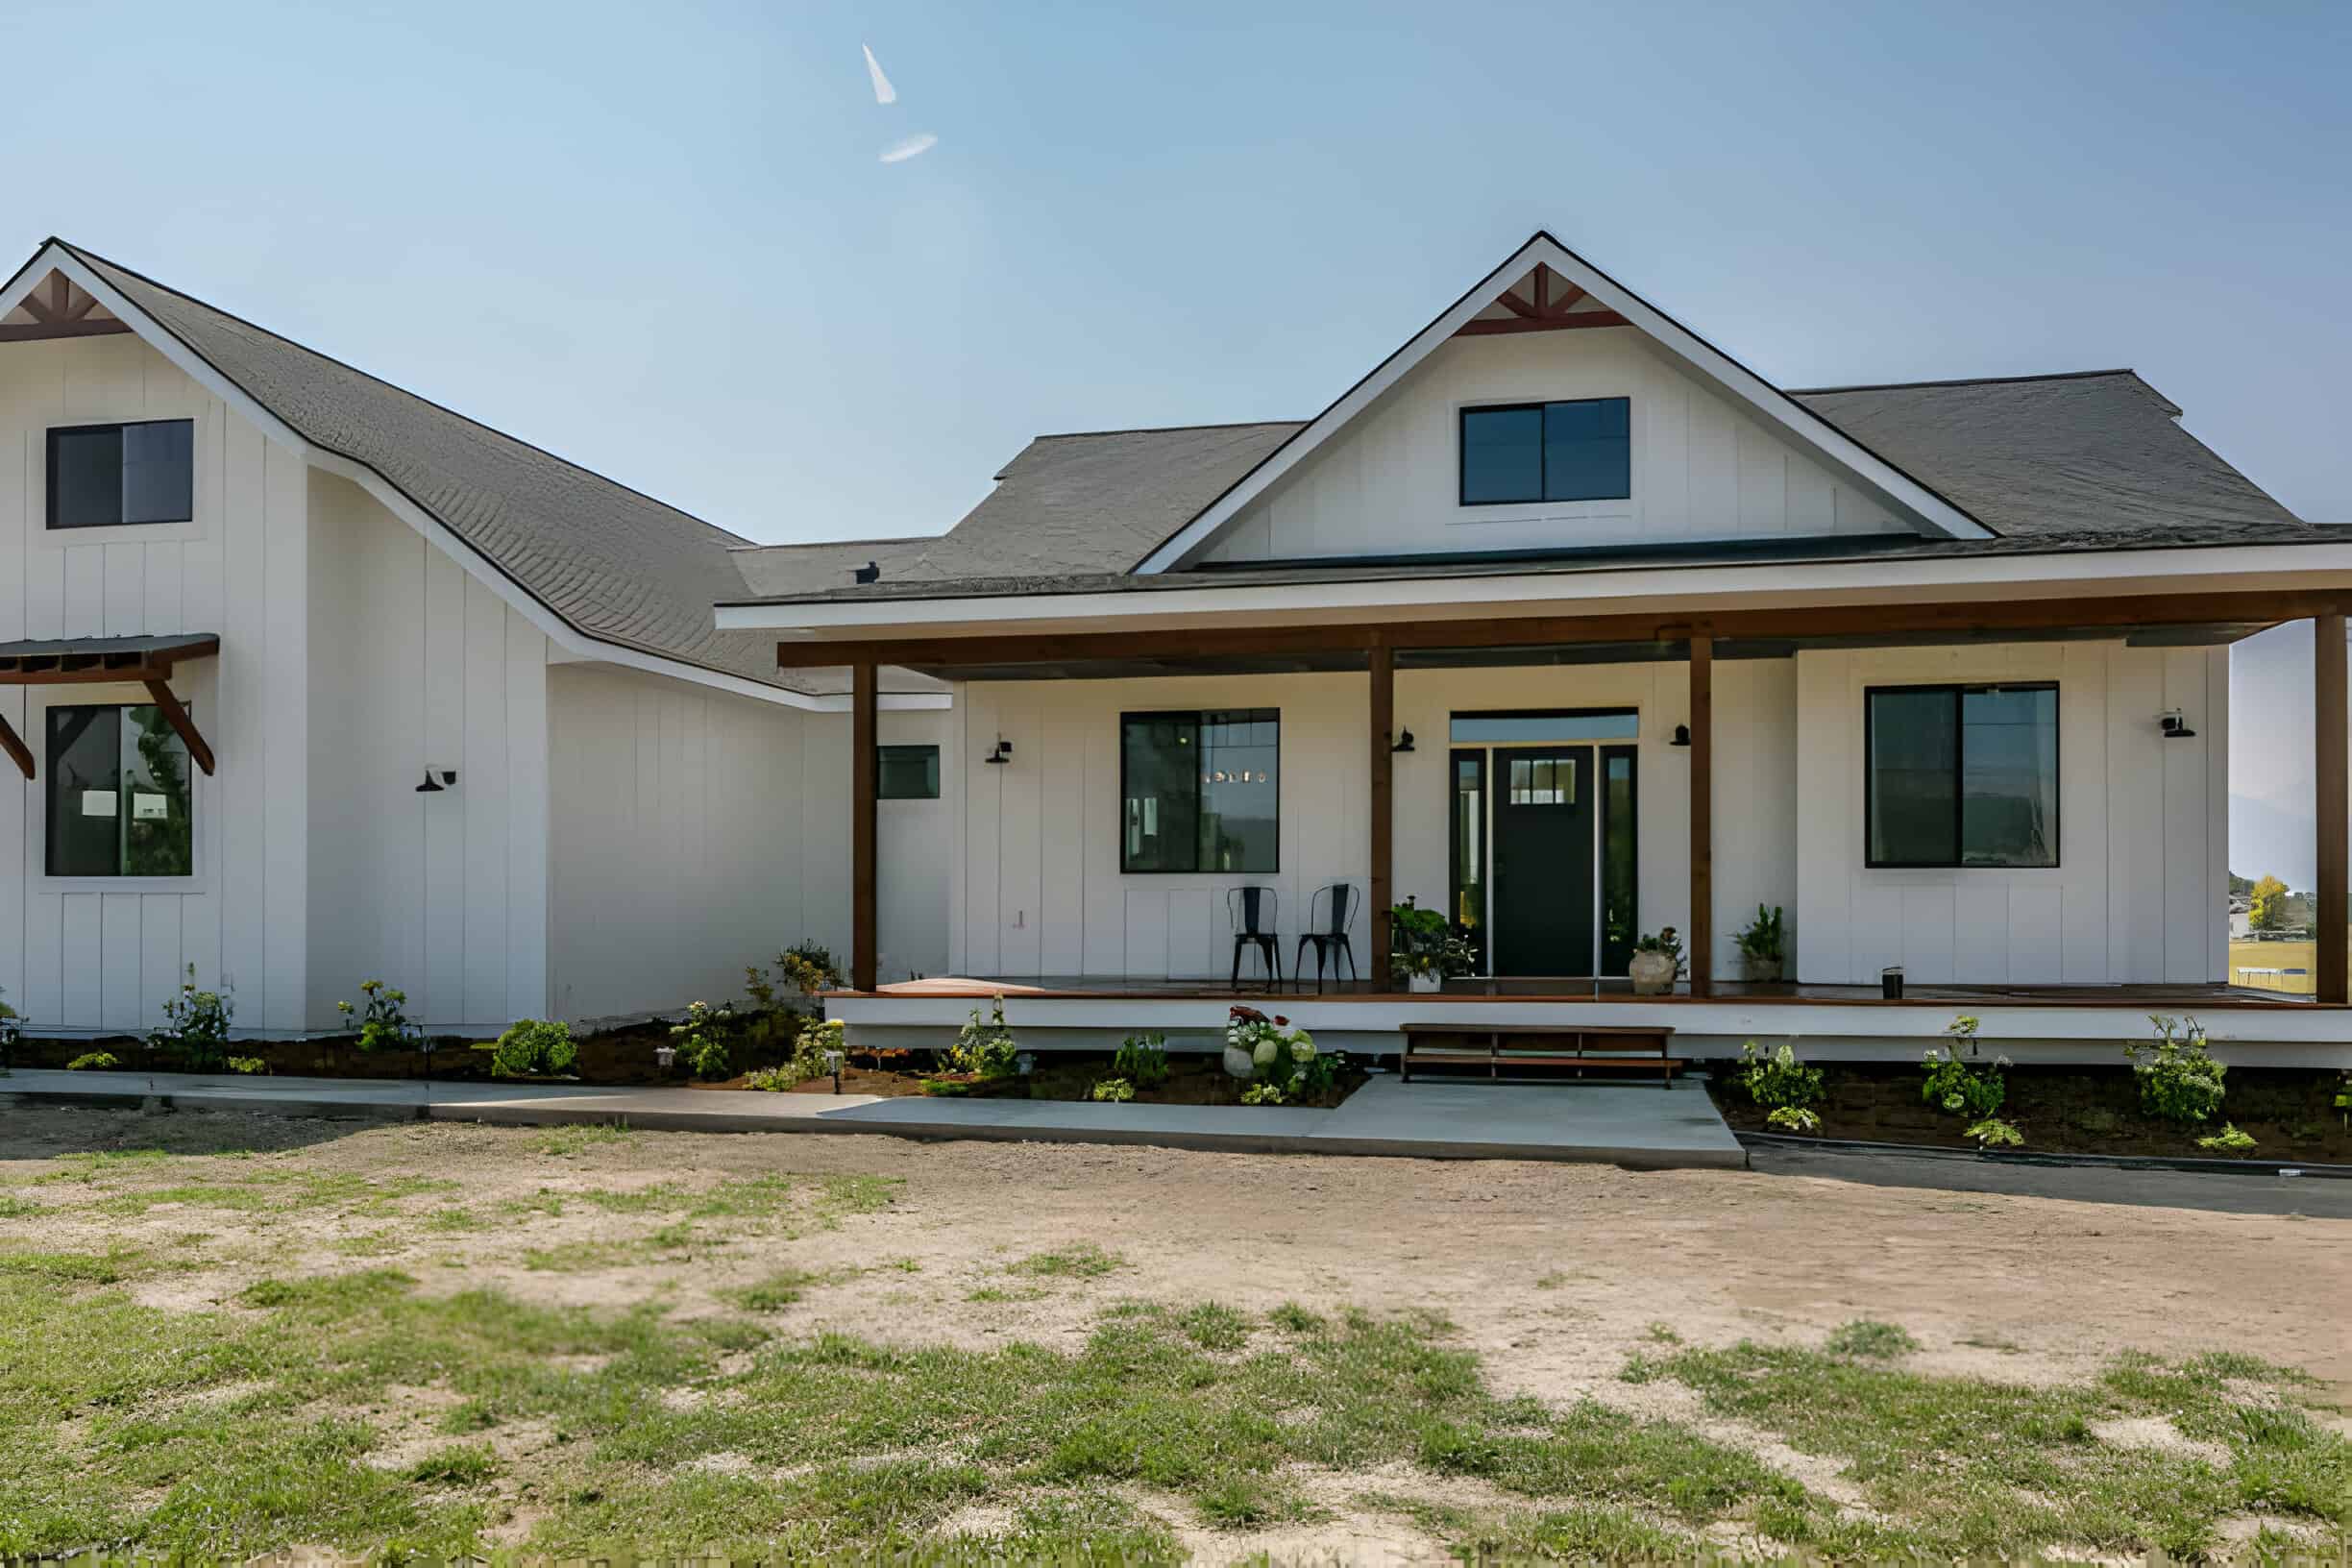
[949,660,1798,984]
[1200,330,1909,565]
[1795,642,2228,986]
[0,333,311,1037]
[546,669,952,1024]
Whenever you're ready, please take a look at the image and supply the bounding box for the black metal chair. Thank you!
[1294,883,1360,992]
[1228,886,1281,989]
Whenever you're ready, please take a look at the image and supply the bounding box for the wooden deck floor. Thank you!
[856,975,2313,1009]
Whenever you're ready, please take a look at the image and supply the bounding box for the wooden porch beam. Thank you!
[0,710,31,781]
[2317,613,2346,1005]
[852,658,878,992]
[1369,638,1394,987]
[1455,312,1629,336]
[141,680,215,777]
[1688,630,1713,998]
[771,589,2352,672]
[0,319,134,343]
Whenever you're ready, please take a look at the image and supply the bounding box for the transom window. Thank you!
[1866,684,2058,869]
[1458,397,1630,506]
[1120,709,1279,873]
[876,745,940,800]
[46,703,196,877]
[48,419,196,529]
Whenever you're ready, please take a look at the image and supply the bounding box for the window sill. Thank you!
[35,875,210,895]
[34,519,204,550]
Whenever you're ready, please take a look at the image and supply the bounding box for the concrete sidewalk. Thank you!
[0,1067,1745,1170]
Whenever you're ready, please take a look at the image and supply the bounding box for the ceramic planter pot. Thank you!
[1221,1044,1257,1080]
[1407,970,1442,993]
[1742,955,1783,983]
[1628,950,1678,996]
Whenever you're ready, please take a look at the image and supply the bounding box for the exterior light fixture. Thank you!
[415,767,457,794]
[1391,727,1416,753]
[1669,725,1692,747]
[984,739,1013,765]
[2159,709,2197,740]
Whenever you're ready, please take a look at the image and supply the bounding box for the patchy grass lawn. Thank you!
[0,1113,2345,1561]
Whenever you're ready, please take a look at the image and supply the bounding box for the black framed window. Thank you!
[48,420,196,529]
[876,745,940,800]
[1450,750,1484,968]
[46,703,196,877]
[1458,398,1629,505]
[1865,684,2058,869]
[1600,744,1638,973]
[1120,709,1278,873]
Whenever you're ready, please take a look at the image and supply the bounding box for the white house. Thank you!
[5,232,2348,1065]
[0,239,951,1041]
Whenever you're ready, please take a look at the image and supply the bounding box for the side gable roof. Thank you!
[4,239,833,698]
[1130,232,1995,572]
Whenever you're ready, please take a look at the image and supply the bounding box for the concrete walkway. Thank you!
[0,1067,1745,1170]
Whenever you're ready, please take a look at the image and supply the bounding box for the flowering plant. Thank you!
[1226,1006,1335,1102]
[1921,1014,2010,1118]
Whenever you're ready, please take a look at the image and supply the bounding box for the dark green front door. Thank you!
[1490,746,1596,977]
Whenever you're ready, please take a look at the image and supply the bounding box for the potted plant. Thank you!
[1734,904,1786,983]
[1388,899,1450,992]
[1629,927,1685,996]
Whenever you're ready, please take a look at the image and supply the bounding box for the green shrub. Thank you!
[949,996,1018,1078]
[1736,1041,1822,1111]
[226,1056,268,1076]
[1239,1082,1288,1106]
[1113,1032,1170,1088]
[490,1018,577,1080]
[0,983,19,1063]
[1824,1318,1917,1359]
[150,964,233,1069]
[1224,1007,1335,1101]
[2196,1122,2256,1154]
[336,979,419,1053]
[1764,1106,1819,1135]
[669,1001,733,1081]
[1921,1015,2008,1118]
[65,1051,119,1072]
[1090,1077,1135,1103]
[1967,1116,2023,1148]
[2124,1015,2227,1124]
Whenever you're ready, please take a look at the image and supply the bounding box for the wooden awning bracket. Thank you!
[142,679,216,776]
[0,633,222,780]
[0,710,30,780]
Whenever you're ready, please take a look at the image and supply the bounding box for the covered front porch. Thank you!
[779,576,2352,1065]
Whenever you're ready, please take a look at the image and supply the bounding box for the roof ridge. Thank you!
[1029,418,1308,442]
[725,534,940,553]
[46,237,760,549]
[1791,368,2141,395]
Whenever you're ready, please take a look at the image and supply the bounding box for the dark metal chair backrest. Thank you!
[1311,883,1357,938]
[1228,886,1278,937]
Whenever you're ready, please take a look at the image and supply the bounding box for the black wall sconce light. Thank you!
[2159,709,2197,740]
[984,738,1014,766]
[1669,724,1692,747]
[1390,727,1415,753]
[415,767,458,794]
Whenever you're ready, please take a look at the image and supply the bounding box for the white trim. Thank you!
[1132,234,1990,574]
[722,541,2352,637]
[3,245,944,714]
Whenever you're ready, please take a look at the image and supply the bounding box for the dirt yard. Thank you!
[3,1104,2347,1561]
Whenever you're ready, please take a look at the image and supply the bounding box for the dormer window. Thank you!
[1458,397,1629,505]
[48,419,195,529]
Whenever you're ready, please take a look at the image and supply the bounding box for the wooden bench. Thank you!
[1398,1023,1678,1087]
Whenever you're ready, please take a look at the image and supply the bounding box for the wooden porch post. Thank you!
[2317,613,2347,1005]
[1688,630,1713,997]
[852,658,878,992]
[1369,638,1393,989]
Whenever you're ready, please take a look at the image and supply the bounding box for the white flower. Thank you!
[1290,1040,1315,1062]
[1253,1040,1279,1067]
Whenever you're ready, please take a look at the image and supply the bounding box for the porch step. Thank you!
[1398,1022,1678,1087]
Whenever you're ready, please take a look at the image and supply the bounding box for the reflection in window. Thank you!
[875,744,940,799]
[1121,709,1279,872]
[48,420,195,529]
[1451,753,1484,966]
[1601,747,1638,974]
[1507,754,1574,806]
[46,703,194,876]
[1866,684,2057,868]
[1458,398,1631,505]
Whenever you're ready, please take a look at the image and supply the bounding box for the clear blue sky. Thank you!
[9,0,2344,883]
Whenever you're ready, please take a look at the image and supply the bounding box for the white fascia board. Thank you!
[20,246,940,713]
[1133,234,1990,574]
[721,540,2352,636]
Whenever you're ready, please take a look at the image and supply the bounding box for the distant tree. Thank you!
[2250,874,2291,933]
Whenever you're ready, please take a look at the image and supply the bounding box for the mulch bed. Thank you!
[1710,1062,2352,1162]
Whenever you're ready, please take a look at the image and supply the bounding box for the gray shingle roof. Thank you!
[724,369,2333,607]
[54,241,811,692]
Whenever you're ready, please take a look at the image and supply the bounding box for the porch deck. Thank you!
[855,974,2315,1009]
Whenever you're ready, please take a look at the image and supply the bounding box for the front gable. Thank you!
[1139,234,1992,573]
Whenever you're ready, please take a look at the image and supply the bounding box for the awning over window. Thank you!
[0,633,218,781]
